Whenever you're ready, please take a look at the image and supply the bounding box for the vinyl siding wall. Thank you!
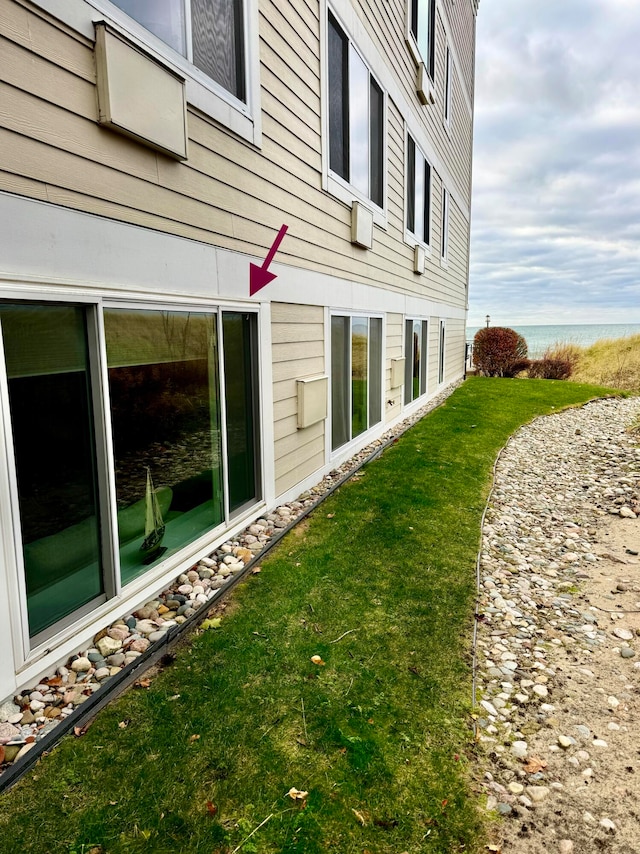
[271,302,326,497]
[0,0,474,311]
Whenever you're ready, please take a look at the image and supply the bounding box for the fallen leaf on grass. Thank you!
[118,720,130,729]
[523,756,547,773]
[201,618,222,630]
[135,678,152,689]
[251,566,262,574]
[326,513,335,518]
[73,722,92,737]
[310,655,325,666]
[206,801,218,816]
[287,787,308,800]
[189,734,201,743]
[352,808,366,826]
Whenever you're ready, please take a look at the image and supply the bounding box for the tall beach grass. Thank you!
[542,334,640,391]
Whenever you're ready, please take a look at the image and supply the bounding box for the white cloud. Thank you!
[469,0,640,325]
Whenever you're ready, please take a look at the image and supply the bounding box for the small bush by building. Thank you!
[473,327,528,377]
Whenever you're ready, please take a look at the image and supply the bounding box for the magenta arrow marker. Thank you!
[249,224,289,296]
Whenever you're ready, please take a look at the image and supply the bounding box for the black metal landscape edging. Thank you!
[0,386,456,794]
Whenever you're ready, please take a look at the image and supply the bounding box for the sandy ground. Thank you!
[486,515,640,854]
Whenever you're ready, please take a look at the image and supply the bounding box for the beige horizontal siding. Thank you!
[385,312,404,422]
[271,302,326,497]
[444,317,466,383]
[0,0,473,311]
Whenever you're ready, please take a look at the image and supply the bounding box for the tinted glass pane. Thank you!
[442,189,449,259]
[223,312,259,512]
[331,316,350,450]
[349,45,370,197]
[424,161,431,245]
[111,0,186,55]
[0,304,103,638]
[412,319,421,400]
[351,317,368,438]
[369,77,384,207]
[192,0,245,101]
[415,153,425,244]
[417,0,430,62]
[439,321,446,383]
[406,136,416,234]
[105,310,223,585]
[404,319,413,405]
[328,14,349,180]
[368,318,382,427]
[445,48,452,123]
[420,321,428,394]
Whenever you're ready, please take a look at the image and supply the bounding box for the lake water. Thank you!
[466,323,640,358]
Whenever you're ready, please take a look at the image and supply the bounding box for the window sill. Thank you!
[404,231,432,255]
[327,174,387,230]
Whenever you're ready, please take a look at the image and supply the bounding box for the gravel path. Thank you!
[476,396,640,854]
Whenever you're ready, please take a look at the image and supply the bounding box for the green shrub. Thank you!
[472,327,528,376]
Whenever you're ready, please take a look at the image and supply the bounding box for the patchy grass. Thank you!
[0,377,617,854]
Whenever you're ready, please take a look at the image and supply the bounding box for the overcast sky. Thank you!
[468,0,640,327]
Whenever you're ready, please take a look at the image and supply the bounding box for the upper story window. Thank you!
[441,186,450,264]
[443,45,452,130]
[406,133,431,246]
[327,11,384,209]
[410,0,436,80]
[32,0,259,145]
[111,0,245,101]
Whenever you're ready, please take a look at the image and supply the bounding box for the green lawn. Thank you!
[0,377,619,854]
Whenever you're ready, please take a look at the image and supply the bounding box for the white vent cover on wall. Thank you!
[297,376,328,429]
[414,244,425,274]
[94,21,188,160]
[416,62,436,106]
[351,201,374,249]
[390,358,406,389]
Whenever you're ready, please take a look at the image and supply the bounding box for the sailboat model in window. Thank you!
[141,467,167,563]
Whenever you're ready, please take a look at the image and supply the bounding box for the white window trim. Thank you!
[328,310,385,459]
[440,186,450,267]
[321,4,388,229]
[443,44,453,134]
[438,318,446,385]
[31,0,262,147]
[405,0,437,82]
[404,128,433,253]
[0,291,265,667]
[403,316,430,407]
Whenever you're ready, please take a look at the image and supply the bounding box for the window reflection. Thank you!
[0,304,103,638]
[105,309,223,585]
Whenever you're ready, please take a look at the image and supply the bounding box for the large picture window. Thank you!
[0,304,104,641]
[406,134,431,246]
[328,12,384,208]
[404,319,428,404]
[105,309,225,585]
[0,300,261,644]
[110,0,246,101]
[410,0,436,80]
[331,315,382,451]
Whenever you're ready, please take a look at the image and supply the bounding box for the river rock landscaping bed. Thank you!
[476,396,640,853]
[0,381,460,782]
